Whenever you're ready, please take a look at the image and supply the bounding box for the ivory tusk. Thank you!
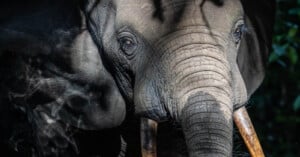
[234,106,265,157]
[141,118,158,157]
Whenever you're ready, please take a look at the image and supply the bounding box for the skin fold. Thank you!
[84,0,248,156]
[0,0,275,156]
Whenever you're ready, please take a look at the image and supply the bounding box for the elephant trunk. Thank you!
[181,93,233,156]
[167,41,234,156]
[137,28,235,156]
[178,58,233,156]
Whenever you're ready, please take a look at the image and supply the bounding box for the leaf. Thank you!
[288,8,300,16]
[288,27,298,38]
[276,60,287,68]
[268,53,280,63]
[287,47,298,65]
[273,44,288,56]
[293,95,300,111]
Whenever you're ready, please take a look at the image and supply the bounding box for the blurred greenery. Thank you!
[249,0,300,156]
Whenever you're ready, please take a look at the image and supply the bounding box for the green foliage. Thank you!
[293,95,300,111]
[270,1,300,67]
[249,0,300,156]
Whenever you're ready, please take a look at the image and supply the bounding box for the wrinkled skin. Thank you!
[0,0,275,156]
[84,0,274,156]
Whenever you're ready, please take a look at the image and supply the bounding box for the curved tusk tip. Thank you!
[234,106,265,157]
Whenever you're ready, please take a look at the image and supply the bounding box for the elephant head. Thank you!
[83,0,275,156]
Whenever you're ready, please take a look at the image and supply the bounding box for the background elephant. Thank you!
[0,0,127,156]
[0,0,276,157]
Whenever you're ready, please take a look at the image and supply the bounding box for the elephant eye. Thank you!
[118,32,137,55]
[233,22,245,46]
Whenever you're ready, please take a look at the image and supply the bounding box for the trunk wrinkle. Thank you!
[177,72,231,93]
[180,86,231,102]
[154,25,226,48]
[158,40,226,62]
[175,65,231,84]
[185,95,232,112]
[172,48,228,69]
[168,46,227,68]
[181,92,233,157]
[174,59,230,75]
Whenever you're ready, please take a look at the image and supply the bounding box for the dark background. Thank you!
[248,0,300,156]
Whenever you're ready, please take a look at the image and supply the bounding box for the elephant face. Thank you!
[84,0,275,156]
[86,0,245,116]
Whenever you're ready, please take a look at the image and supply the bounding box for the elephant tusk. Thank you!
[141,118,158,157]
[233,106,265,157]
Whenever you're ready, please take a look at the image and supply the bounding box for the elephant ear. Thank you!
[237,0,276,97]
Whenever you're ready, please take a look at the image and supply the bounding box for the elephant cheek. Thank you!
[134,79,169,121]
[232,65,248,109]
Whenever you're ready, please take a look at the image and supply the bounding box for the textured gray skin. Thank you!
[83,0,266,156]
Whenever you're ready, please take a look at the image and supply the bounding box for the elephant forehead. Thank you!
[114,0,167,40]
[114,0,243,41]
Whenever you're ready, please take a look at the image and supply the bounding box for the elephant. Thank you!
[0,0,276,156]
[83,0,275,156]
